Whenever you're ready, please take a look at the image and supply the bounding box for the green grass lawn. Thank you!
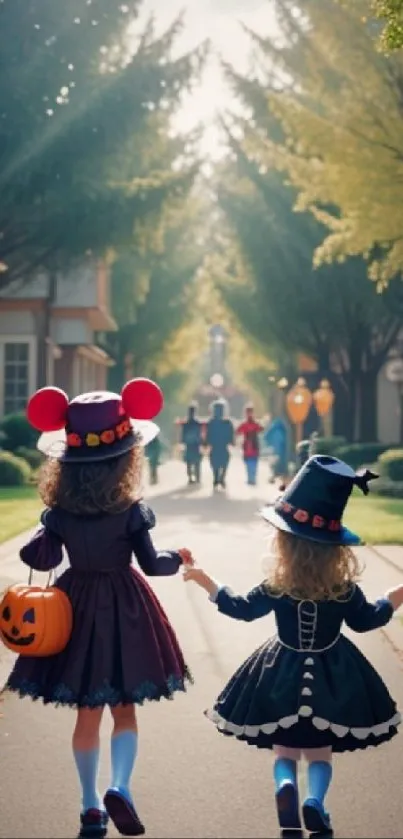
[344,492,403,545]
[0,486,41,544]
[1,484,403,546]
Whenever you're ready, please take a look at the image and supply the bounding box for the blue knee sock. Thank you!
[111,730,138,796]
[273,757,297,790]
[307,760,332,805]
[73,746,101,812]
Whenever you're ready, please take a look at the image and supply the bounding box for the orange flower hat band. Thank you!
[66,418,135,449]
[274,499,341,532]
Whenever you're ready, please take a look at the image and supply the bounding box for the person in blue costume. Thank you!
[184,455,403,837]
[264,416,290,485]
[205,399,234,489]
[2,379,194,839]
[181,401,203,484]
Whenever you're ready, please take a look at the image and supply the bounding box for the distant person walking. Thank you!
[264,416,289,486]
[181,402,203,485]
[296,431,318,471]
[145,434,162,485]
[206,399,234,490]
[236,403,264,486]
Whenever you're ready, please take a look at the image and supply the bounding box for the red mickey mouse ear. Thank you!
[121,378,163,420]
[27,387,69,432]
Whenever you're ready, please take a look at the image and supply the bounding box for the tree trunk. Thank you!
[332,373,355,442]
[37,271,57,389]
[358,371,378,442]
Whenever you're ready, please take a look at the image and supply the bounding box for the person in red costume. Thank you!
[236,403,264,486]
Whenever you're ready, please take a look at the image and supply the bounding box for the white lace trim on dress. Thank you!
[205,708,401,740]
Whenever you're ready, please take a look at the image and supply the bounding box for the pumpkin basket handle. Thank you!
[28,568,55,588]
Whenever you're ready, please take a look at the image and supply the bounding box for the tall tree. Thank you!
[104,154,209,414]
[239,0,403,287]
[373,0,403,50]
[0,0,203,287]
[212,115,403,441]
[107,196,203,386]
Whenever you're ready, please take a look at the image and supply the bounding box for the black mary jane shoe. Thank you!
[104,787,145,837]
[276,781,302,835]
[303,799,332,836]
[78,808,108,838]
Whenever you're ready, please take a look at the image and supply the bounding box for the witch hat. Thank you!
[261,455,378,545]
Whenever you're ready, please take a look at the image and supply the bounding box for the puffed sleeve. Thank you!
[343,584,394,632]
[211,583,276,622]
[19,508,64,571]
[128,502,182,577]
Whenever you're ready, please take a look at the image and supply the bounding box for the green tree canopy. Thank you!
[211,85,403,440]
[373,0,403,50]
[0,0,204,287]
[237,0,403,287]
[104,112,208,414]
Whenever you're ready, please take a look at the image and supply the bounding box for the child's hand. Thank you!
[386,584,403,611]
[178,548,194,567]
[183,567,218,597]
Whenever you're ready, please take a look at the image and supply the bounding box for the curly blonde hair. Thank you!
[38,446,143,515]
[266,529,363,601]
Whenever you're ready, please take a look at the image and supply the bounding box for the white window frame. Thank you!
[0,336,37,417]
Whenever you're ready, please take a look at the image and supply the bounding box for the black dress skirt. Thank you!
[205,584,401,752]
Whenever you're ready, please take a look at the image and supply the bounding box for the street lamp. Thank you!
[210,373,224,389]
[286,377,313,445]
[267,375,286,411]
[313,379,335,436]
[276,376,289,420]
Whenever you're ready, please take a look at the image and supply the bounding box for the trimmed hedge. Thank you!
[313,436,346,456]
[377,448,403,481]
[0,451,31,486]
[335,443,397,470]
[371,478,403,498]
[313,439,399,471]
[15,446,43,470]
[0,412,38,452]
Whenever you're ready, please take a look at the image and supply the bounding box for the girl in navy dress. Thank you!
[3,379,194,838]
[184,455,403,837]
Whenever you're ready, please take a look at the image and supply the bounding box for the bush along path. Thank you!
[0,411,44,542]
[0,487,41,544]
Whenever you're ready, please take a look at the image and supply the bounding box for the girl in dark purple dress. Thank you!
[3,378,194,839]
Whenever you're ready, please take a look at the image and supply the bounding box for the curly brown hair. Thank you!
[265,529,363,601]
[38,446,143,515]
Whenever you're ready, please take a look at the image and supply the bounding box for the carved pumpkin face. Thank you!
[0,584,72,657]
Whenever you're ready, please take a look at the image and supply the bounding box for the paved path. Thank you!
[1,455,403,838]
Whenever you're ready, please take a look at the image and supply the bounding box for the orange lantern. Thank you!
[286,378,313,425]
[313,379,335,418]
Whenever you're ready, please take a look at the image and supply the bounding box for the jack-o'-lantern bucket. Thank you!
[0,572,72,657]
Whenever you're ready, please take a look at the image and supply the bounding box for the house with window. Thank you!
[0,260,117,417]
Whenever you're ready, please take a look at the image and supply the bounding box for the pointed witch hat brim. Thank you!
[260,502,362,546]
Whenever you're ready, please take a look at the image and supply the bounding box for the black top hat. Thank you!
[261,455,378,545]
